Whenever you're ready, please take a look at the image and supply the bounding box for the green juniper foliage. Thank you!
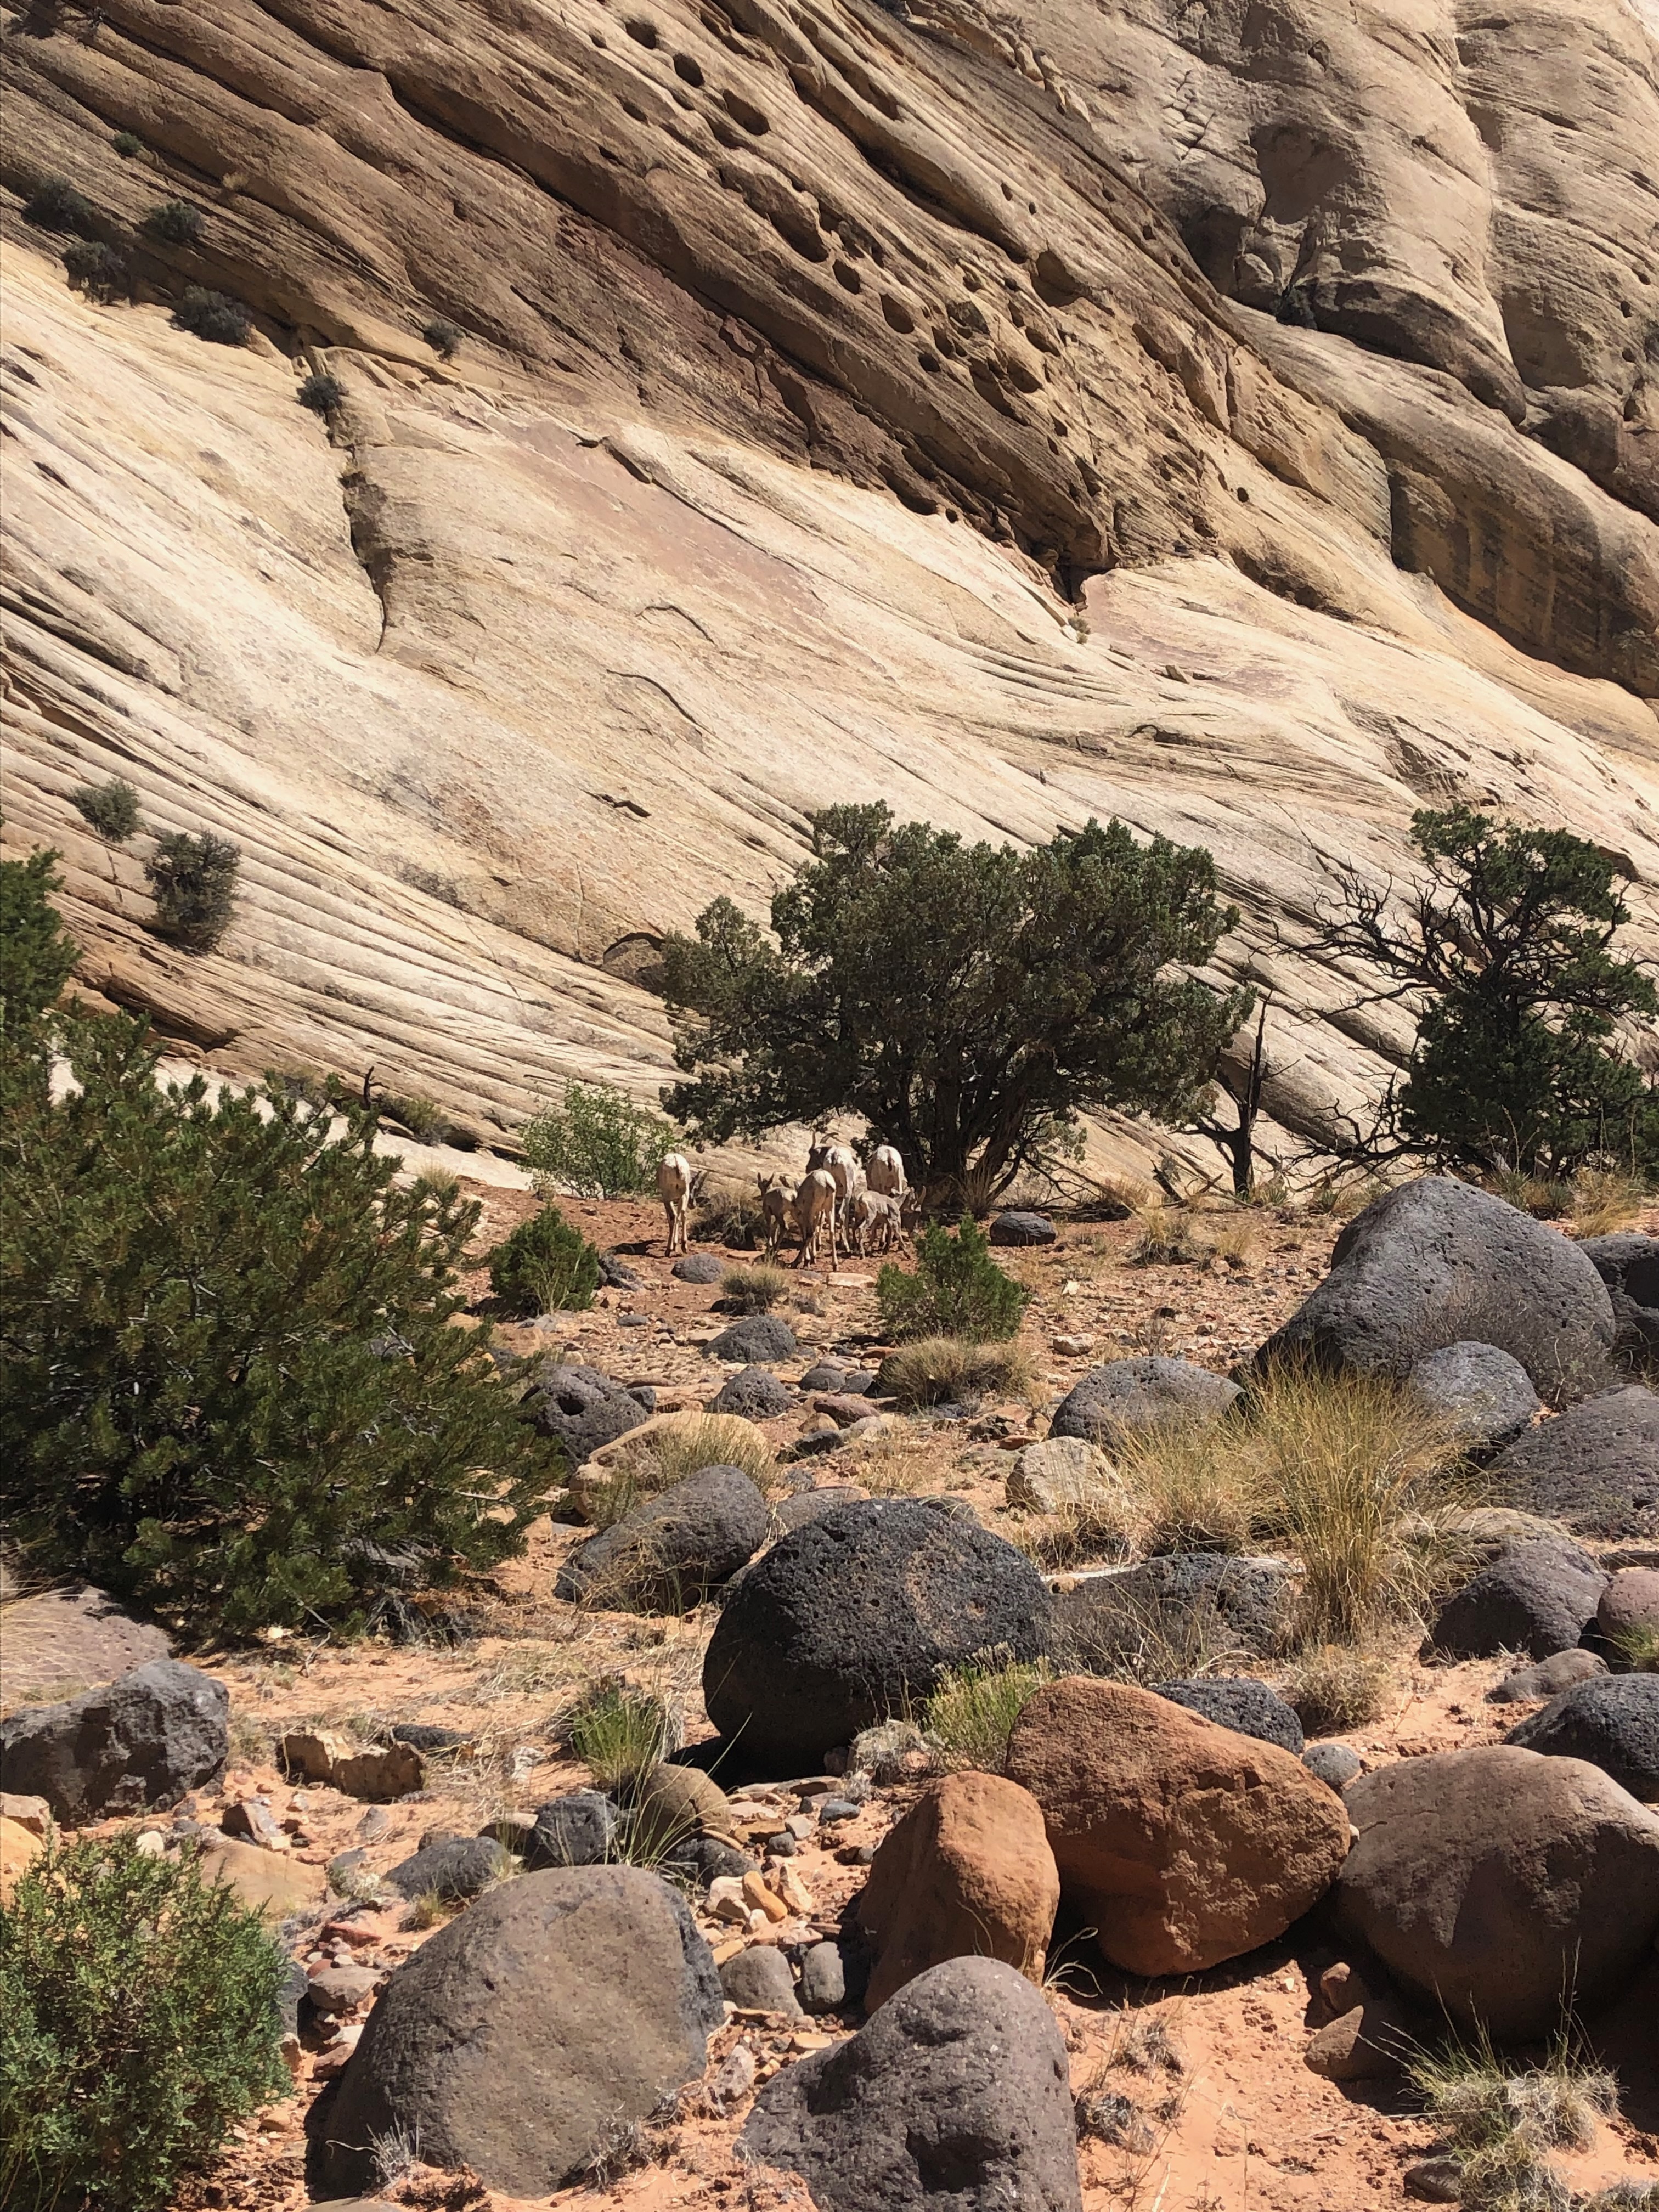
[1322,807,1659,1179]
[144,828,240,949]
[0,1005,555,1635]
[662,804,1248,1209]
[0,1836,290,2212]
[488,1203,601,1316]
[0,844,78,1035]
[171,287,250,345]
[22,177,94,233]
[877,1213,1029,1341]
[143,199,204,246]
[69,776,140,842]
[522,1077,680,1198]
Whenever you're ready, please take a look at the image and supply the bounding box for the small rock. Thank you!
[1051,1334,1093,1357]
[817,1798,860,1822]
[331,1743,425,1802]
[1404,1340,1542,1457]
[386,1836,507,1901]
[1304,1998,1410,2081]
[524,1791,619,1869]
[387,1723,471,1753]
[1153,1677,1304,1753]
[632,1764,740,1853]
[223,1798,286,1849]
[1578,1233,1659,1356]
[556,1464,768,1609]
[1051,1356,1240,1451]
[773,1483,866,1532]
[672,1252,726,1284]
[710,1365,793,1418]
[797,1940,846,2013]
[1302,1742,1363,1789]
[1486,1649,1607,1702]
[524,1361,654,1462]
[307,1965,381,2016]
[719,1943,801,2017]
[599,1251,645,1289]
[198,1835,327,1922]
[1599,1567,1659,1647]
[280,1729,351,1783]
[0,1794,52,1838]
[1404,2155,1464,2203]
[707,2042,757,2109]
[798,1362,847,1392]
[1006,1434,1122,1516]
[706,1315,798,1364]
[988,1210,1056,1245]
[1427,1537,1607,1660]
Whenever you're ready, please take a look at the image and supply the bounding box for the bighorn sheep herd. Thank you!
[658,1137,912,1265]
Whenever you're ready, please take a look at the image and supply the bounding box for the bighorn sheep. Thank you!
[657,1150,693,1255]
[757,1171,793,1260]
[790,1167,838,1268]
[806,1142,862,1254]
[847,1187,906,1256]
[868,1144,907,1201]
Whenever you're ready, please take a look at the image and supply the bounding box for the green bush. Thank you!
[1,845,78,1034]
[61,239,128,301]
[423,317,463,359]
[23,177,94,234]
[144,829,240,949]
[0,1836,290,2212]
[144,199,204,246]
[877,1214,1028,1341]
[381,1092,447,1144]
[111,130,145,157]
[0,1008,556,1636]
[70,777,140,842]
[171,287,250,345]
[298,370,344,415]
[488,1203,600,1315]
[522,1078,679,1198]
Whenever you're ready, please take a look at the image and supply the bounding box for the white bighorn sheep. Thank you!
[657,1150,693,1255]
[757,1171,794,1260]
[806,1142,862,1256]
[867,1143,907,1201]
[847,1186,906,1257]
[789,1167,838,1268]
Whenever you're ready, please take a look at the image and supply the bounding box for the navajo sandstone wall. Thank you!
[2,0,1656,1170]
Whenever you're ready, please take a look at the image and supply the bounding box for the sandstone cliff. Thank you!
[2,0,1655,1167]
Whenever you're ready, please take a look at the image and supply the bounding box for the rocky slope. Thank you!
[2,0,1656,1163]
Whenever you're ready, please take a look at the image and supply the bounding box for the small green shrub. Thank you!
[488,1204,600,1315]
[61,239,128,300]
[565,1682,673,1793]
[23,177,94,234]
[144,199,204,246]
[876,1214,1028,1341]
[69,777,140,842]
[720,1263,787,1314]
[0,845,78,1032]
[522,1079,679,1198]
[298,370,344,415]
[381,1092,447,1145]
[423,317,463,359]
[111,129,145,157]
[925,1653,1053,1774]
[144,829,240,950]
[171,287,250,345]
[0,1836,290,2212]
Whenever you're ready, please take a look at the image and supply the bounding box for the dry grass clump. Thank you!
[1285,1641,1396,1734]
[590,1414,774,1528]
[720,1263,788,1313]
[1567,1167,1649,1239]
[877,1336,1036,1409]
[563,1681,676,1794]
[923,1654,1053,1774]
[1409,2027,1617,2212]
[1110,1418,1263,1558]
[1609,1622,1659,1674]
[1008,1492,1138,1571]
[691,1180,764,1249]
[1128,1207,1207,1266]
[1201,1212,1262,1271]
[852,1429,945,1497]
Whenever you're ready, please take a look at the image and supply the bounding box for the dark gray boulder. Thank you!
[525,1362,653,1463]
[1504,1675,1659,1802]
[307,1867,722,2198]
[556,1465,769,1609]
[1405,1341,1541,1458]
[710,1365,793,1419]
[707,1315,798,1364]
[1302,1742,1363,1790]
[524,1791,619,1869]
[702,1499,1052,1767]
[386,1836,506,1901]
[1426,1538,1608,1660]
[597,1252,644,1290]
[0,1659,228,1823]
[672,1253,725,1285]
[719,1942,802,2017]
[1153,1677,1304,1753]
[798,1938,848,2012]
[1256,1177,1616,1402]
[1578,1234,1659,1356]
[1487,1649,1607,1703]
[1050,1357,1240,1449]
[1053,1555,1296,1671]
[741,1955,1083,2212]
[1487,1387,1659,1538]
[988,1210,1056,1246]
[774,1484,867,1534]
[799,1362,847,1392]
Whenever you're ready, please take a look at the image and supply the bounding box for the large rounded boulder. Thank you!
[701,1499,1051,1767]
[1577,1233,1659,1356]
[1487,1386,1659,1539]
[1006,1677,1350,1977]
[851,1771,1060,2012]
[1053,1554,1296,1671]
[526,1362,653,1463]
[1503,1676,1659,1803]
[0,1659,228,1824]
[307,1867,721,2197]
[555,1465,769,1609]
[1050,1356,1240,1449]
[1331,1746,1659,2039]
[1404,1341,1541,1458]
[741,1956,1082,2212]
[1426,1537,1608,1660]
[1255,1177,1616,1402]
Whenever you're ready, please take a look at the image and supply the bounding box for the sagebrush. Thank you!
[523,1078,679,1198]
[70,777,140,842]
[0,1837,290,2212]
[488,1204,600,1316]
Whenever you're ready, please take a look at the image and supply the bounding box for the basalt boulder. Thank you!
[555,1464,769,1609]
[1503,1676,1659,1802]
[0,1660,228,1824]
[1487,1386,1659,1538]
[1050,1357,1241,1451]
